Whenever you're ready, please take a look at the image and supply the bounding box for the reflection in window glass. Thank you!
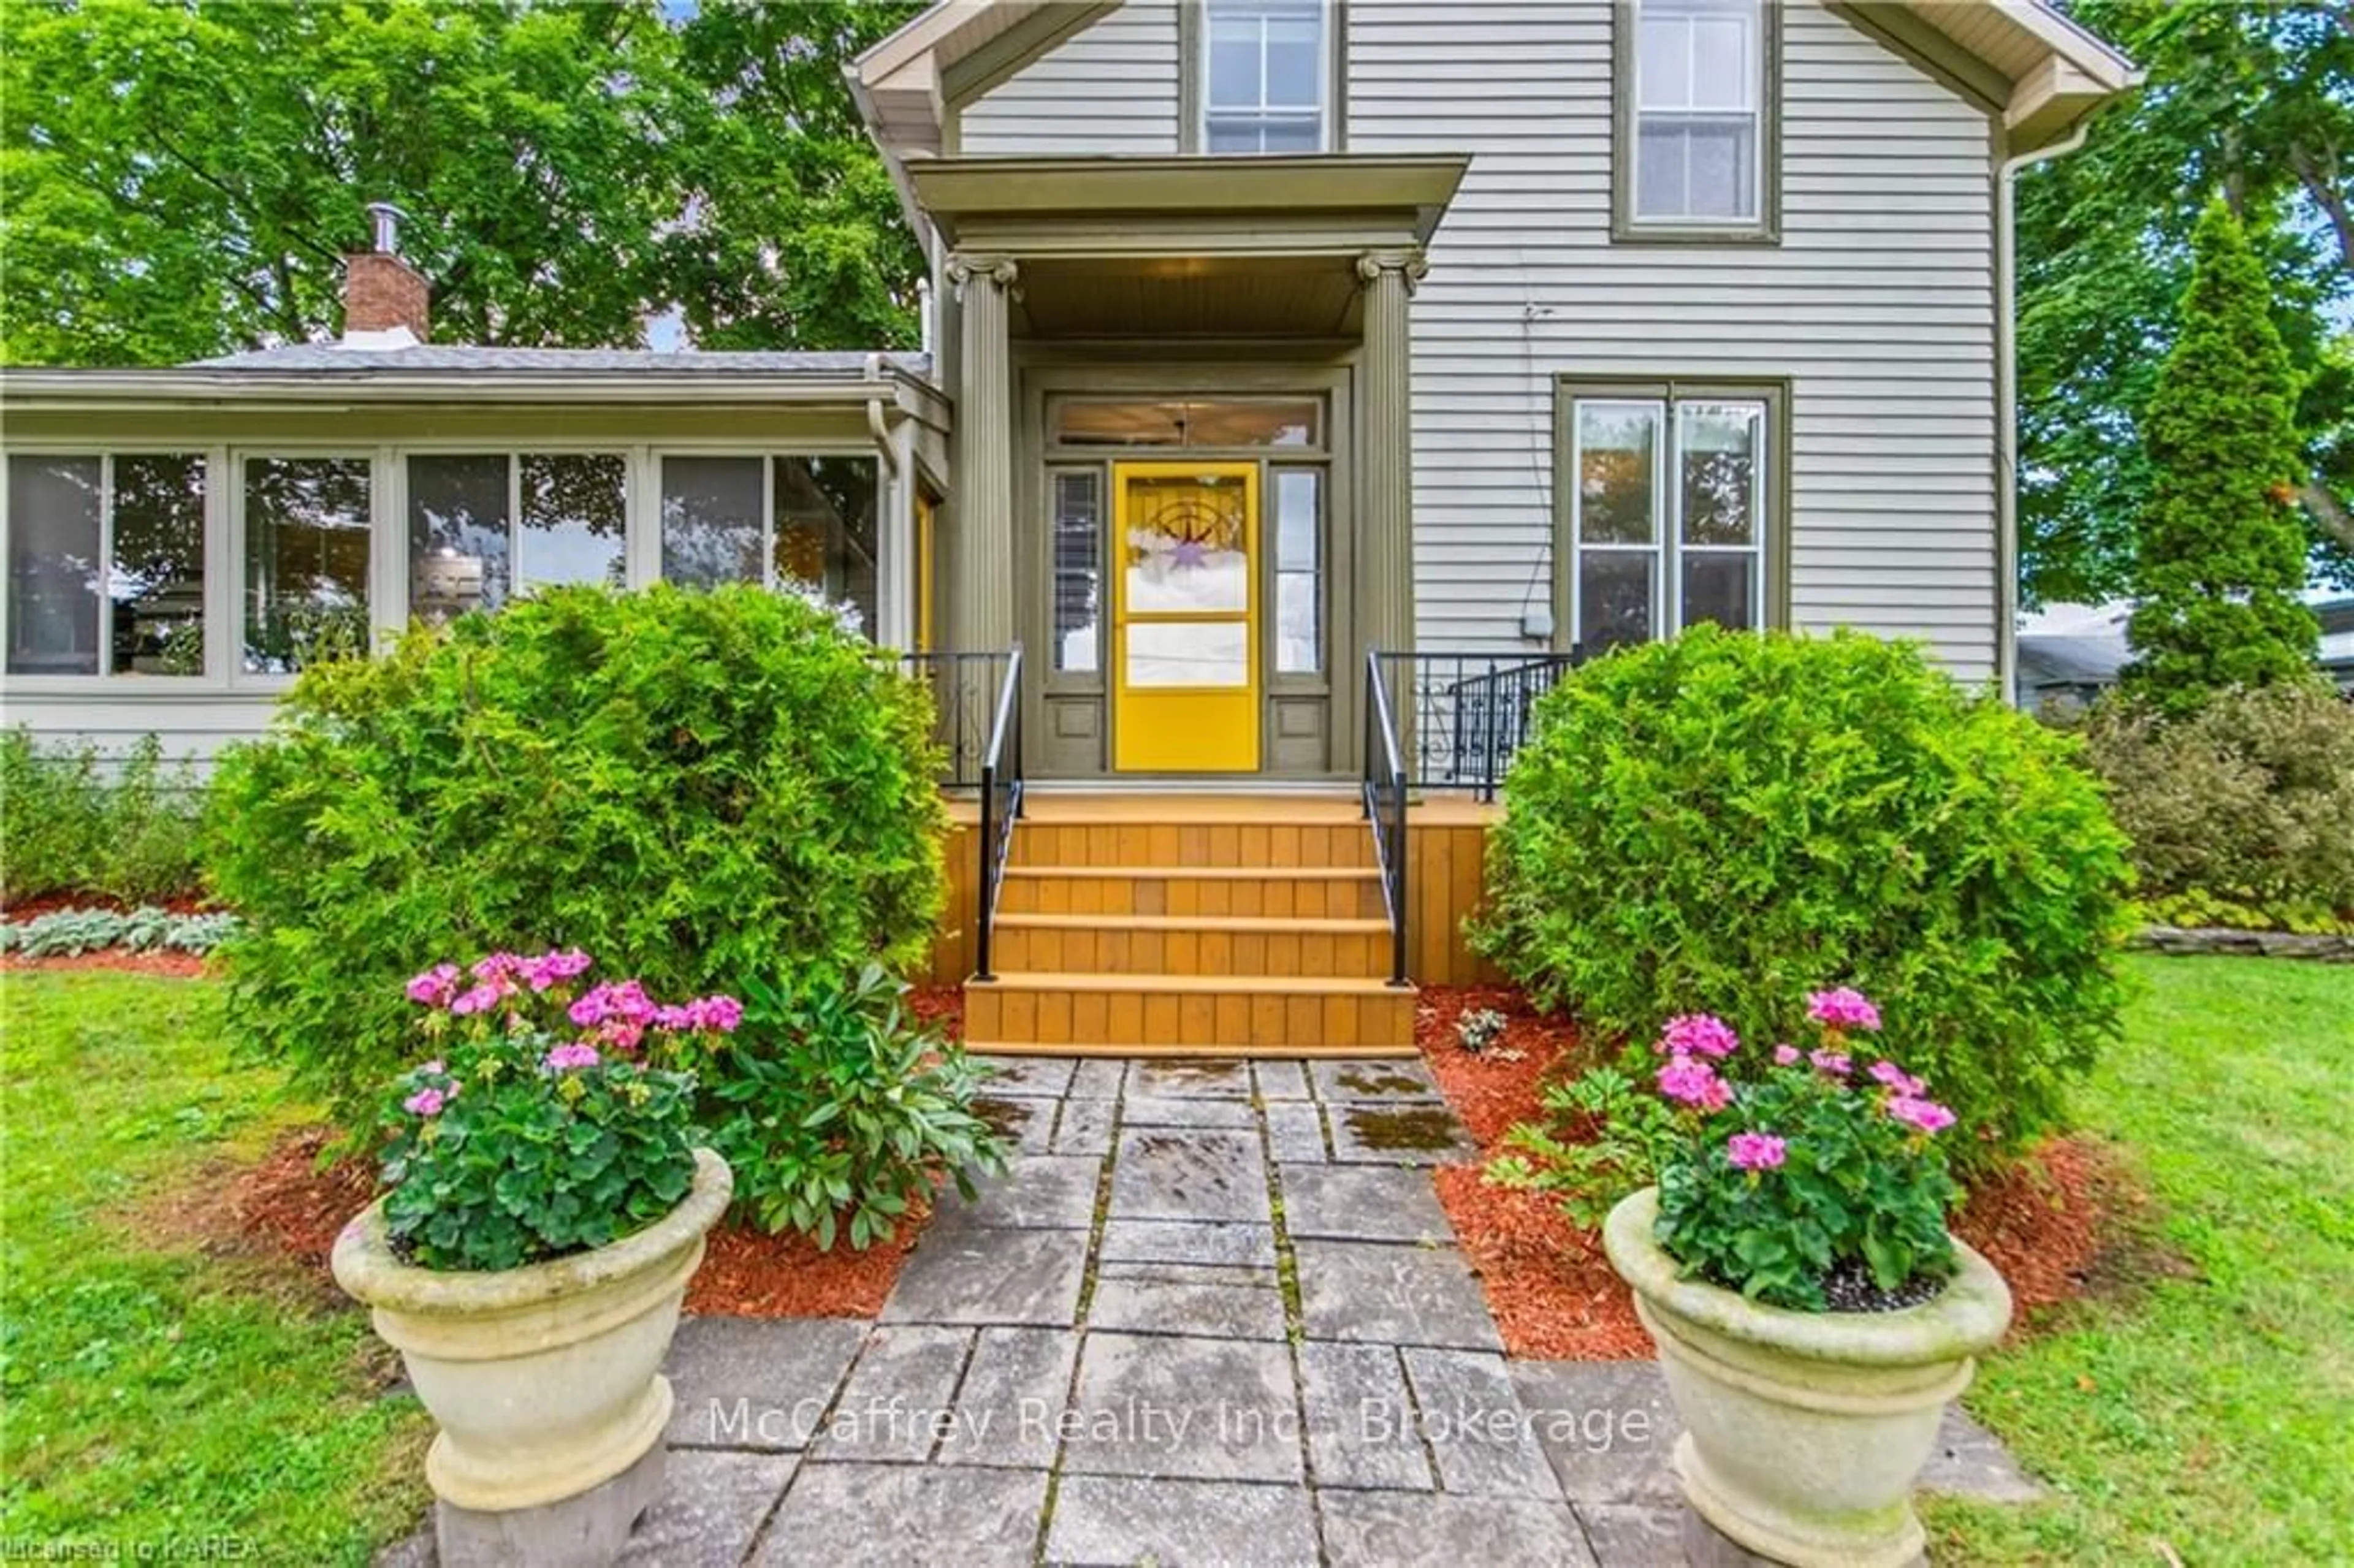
[1052,471,1102,672]
[1569,394,1769,647]
[1203,0,1326,154]
[773,455,878,637]
[1124,474,1249,615]
[109,455,206,675]
[660,457,763,589]
[1634,0,1762,223]
[1055,399,1319,449]
[1273,468,1320,674]
[520,454,628,593]
[408,454,510,623]
[244,457,371,673]
[1127,620,1250,688]
[6,455,102,675]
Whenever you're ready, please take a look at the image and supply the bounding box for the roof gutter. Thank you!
[1995,116,2095,705]
[0,367,915,411]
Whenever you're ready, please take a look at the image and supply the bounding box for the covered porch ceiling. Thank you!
[909,154,1469,340]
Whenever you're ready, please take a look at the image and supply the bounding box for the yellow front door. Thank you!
[1112,461,1260,772]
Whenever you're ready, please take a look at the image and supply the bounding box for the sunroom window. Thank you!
[658,455,878,636]
[6,453,207,677]
[1567,393,1769,652]
[244,456,371,674]
[1631,0,1765,225]
[409,452,630,623]
[1202,0,1328,154]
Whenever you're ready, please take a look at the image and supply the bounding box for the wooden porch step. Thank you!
[1008,819,1374,871]
[997,865,1388,920]
[963,972,1415,1054]
[989,912,1393,979]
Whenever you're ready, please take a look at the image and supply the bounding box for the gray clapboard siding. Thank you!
[2,690,281,772]
[962,0,2003,680]
[958,0,1181,154]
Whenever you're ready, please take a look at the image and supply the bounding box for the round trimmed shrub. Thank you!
[1474,627,2133,1170]
[2078,681,2354,934]
[205,584,947,1132]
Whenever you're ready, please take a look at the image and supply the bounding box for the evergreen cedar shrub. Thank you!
[205,585,948,1132]
[1473,628,2135,1172]
[2079,682,2354,935]
[2123,200,2319,714]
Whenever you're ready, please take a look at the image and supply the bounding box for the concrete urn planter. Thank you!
[332,1147,732,1566]
[1603,1187,2011,1568]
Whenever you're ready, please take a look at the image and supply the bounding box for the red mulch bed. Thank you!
[1,890,217,918]
[1415,985,1655,1358]
[196,1125,926,1320]
[910,983,964,1041]
[1414,984,2125,1359]
[1,950,211,977]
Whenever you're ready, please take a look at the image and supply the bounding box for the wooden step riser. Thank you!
[998,877,1388,920]
[989,926,1394,979]
[964,987,1415,1052]
[1009,821,1375,871]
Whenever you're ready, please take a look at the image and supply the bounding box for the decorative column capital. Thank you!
[945,251,1021,297]
[1355,249,1429,294]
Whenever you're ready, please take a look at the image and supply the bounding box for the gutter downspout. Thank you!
[1995,118,2092,707]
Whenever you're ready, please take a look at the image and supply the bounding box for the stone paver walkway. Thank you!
[390,1056,2040,1566]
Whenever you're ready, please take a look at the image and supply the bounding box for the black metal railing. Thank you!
[1368,649,1583,802]
[1363,647,1585,988]
[1362,649,1412,988]
[899,650,1018,789]
[973,646,1026,981]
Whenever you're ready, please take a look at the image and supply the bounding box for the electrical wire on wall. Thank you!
[1515,258,1559,645]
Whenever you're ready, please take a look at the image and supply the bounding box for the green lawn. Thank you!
[1931,955,2354,1566]
[0,972,427,1562]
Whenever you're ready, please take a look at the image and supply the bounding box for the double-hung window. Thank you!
[1622,0,1774,236]
[1199,0,1330,154]
[1562,384,1777,653]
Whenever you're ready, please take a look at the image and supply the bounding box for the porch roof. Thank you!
[907,154,1469,256]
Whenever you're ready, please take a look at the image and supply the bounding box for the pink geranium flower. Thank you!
[449,983,504,1017]
[544,1042,601,1071]
[1868,1060,1927,1097]
[403,1086,447,1117]
[1887,1095,1956,1135]
[1772,1043,1802,1067]
[1726,1132,1788,1171]
[1806,987,1882,1031]
[1659,1013,1740,1059]
[1809,1048,1852,1078]
[405,964,460,1007]
[1658,1055,1731,1110]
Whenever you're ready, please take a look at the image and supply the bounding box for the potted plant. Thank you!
[1601,990,2013,1568]
[332,950,741,1566]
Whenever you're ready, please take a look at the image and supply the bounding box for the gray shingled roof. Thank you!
[192,344,930,376]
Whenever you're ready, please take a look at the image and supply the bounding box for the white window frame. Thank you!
[1198,0,1331,155]
[1566,392,1772,649]
[651,449,885,630]
[404,447,636,622]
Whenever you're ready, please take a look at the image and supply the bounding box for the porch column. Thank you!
[1357,248,1426,661]
[948,251,1019,652]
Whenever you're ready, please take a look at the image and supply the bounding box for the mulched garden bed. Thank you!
[1,949,211,977]
[189,1125,924,1320]
[1412,984,2130,1360]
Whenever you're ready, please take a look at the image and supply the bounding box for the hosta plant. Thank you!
[376,948,739,1272]
[1644,989,1962,1312]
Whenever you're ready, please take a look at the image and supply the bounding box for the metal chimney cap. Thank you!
[364,202,411,254]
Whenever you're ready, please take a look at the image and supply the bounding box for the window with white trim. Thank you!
[1202,0,1328,154]
[657,455,879,636]
[1632,0,1764,224]
[407,452,631,624]
[244,455,371,674]
[6,452,207,677]
[1567,394,1769,652]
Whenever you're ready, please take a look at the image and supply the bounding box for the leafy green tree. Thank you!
[2018,0,2352,604]
[2122,201,2320,713]
[0,0,919,364]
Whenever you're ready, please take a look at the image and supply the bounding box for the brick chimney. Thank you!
[343,202,428,343]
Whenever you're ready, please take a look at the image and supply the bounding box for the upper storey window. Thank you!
[1621,0,1778,240]
[1200,0,1329,154]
